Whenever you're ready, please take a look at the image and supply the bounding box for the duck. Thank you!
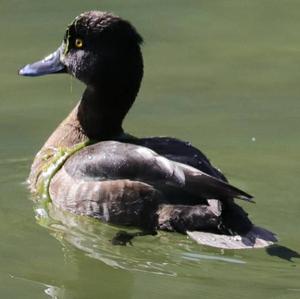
[19,11,276,249]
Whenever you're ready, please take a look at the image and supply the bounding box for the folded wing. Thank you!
[64,141,253,202]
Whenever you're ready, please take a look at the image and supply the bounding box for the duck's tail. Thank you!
[156,200,277,249]
[187,226,277,249]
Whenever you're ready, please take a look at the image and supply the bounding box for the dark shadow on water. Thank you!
[111,230,157,246]
[266,244,300,262]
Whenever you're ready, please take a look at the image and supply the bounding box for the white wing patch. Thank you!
[135,145,187,186]
[135,146,156,159]
[156,156,174,174]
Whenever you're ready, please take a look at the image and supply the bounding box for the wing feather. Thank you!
[64,141,253,202]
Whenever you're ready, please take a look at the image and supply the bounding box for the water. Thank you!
[1,0,299,298]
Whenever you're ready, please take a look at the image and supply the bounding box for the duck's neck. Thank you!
[43,43,143,148]
[77,86,130,140]
[42,88,134,150]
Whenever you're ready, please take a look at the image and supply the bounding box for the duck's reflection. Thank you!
[34,202,250,279]
[40,203,178,276]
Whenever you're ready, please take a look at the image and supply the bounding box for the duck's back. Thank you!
[129,136,227,181]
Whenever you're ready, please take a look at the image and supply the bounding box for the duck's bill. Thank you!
[18,45,66,77]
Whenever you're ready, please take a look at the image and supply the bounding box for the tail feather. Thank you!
[178,164,253,202]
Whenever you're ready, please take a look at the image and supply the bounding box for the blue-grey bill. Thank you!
[19,46,66,77]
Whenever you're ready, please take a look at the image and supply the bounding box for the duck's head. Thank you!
[19,11,143,93]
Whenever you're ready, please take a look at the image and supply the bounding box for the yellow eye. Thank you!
[75,38,83,48]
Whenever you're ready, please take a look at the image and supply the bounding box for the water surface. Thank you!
[1,0,299,298]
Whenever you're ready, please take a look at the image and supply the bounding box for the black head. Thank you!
[62,11,143,87]
[19,11,145,139]
[19,11,144,95]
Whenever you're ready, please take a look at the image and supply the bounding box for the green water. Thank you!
[1,0,299,298]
